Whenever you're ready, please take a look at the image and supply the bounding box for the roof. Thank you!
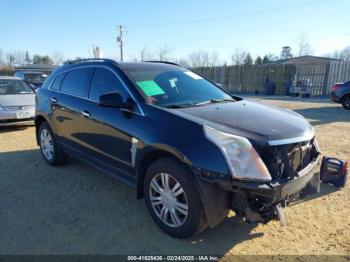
[0,76,21,80]
[14,64,57,71]
[57,59,182,73]
[272,55,340,65]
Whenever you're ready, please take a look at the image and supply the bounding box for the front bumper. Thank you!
[230,154,321,222]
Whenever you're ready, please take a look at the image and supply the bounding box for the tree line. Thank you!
[0,50,65,67]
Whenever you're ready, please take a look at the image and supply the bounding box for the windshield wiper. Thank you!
[163,104,192,109]
[194,99,235,106]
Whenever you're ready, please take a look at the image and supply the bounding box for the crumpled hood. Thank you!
[167,100,314,145]
[0,94,35,107]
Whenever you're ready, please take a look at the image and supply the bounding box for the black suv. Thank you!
[35,59,321,238]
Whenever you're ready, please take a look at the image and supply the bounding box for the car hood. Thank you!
[166,100,314,145]
[0,94,35,107]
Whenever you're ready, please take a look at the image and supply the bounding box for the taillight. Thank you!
[331,84,339,92]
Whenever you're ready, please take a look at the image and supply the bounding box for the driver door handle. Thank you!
[51,97,57,103]
[81,110,91,118]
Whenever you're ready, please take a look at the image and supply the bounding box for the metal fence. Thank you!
[193,61,350,96]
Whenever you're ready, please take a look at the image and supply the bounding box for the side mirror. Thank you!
[98,92,133,109]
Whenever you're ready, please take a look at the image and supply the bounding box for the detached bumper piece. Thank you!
[230,155,321,225]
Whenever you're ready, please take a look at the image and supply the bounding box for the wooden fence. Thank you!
[193,61,350,96]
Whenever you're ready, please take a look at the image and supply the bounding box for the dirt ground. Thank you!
[0,96,349,256]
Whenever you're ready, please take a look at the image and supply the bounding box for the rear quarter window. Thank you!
[50,73,66,91]
[61,68,92,97]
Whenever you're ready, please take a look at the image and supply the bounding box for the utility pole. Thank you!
[117,25,124,62]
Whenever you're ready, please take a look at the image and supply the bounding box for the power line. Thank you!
[125,0,336,28]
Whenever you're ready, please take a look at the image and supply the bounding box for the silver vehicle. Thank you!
[14,71,48,89]
[0,76,35,126]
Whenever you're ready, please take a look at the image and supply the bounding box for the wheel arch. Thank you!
[34,115,50,145]
[135,146,230,228]
[341,92,350,101]
[136,146,191,199]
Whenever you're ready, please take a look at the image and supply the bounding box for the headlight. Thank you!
[203,125,272,182]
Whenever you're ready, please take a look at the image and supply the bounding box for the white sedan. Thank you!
[0,76,35,126]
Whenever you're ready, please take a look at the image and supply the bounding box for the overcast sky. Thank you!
[1,0,349,62]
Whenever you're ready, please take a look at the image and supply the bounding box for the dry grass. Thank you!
[0,97,349,256]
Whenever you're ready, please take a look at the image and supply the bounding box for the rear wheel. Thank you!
[39,122,68,166]
[144,157,207,238]
[341,94,350,110]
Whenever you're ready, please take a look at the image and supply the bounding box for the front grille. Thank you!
[256,139,319,181]
[4,105,35,111]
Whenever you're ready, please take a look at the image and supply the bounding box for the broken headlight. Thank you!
[203,125,272,182]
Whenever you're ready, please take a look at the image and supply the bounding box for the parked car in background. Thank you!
[35,59,321,238]
[0,76,35,126]
[14,71,48,90]
[330,81,350,110]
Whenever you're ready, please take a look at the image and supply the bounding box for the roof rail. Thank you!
[143,61,181,66]
[64,58,118,65]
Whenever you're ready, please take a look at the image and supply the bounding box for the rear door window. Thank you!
[89,68,122,101]
[61,68,92,98]
[50,73,66,91]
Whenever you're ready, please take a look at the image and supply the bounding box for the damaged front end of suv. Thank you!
[203,125,321,226]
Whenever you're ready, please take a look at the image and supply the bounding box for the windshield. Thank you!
[124,69,233,108]
[25,73,47,84]
[0,80,34,95]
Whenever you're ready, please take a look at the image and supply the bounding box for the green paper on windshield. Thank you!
[136,80,165,96]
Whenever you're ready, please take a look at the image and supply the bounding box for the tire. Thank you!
[39,122,68,166]
[144,157,207,238]
[341,94,350,110]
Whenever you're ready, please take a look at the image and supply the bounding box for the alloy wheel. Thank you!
[40,128,54,160]
[149,173,188,228]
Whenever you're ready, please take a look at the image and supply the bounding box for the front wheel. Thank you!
[39,122,68,166]
[341,95,350,110]
[144,157,207,238]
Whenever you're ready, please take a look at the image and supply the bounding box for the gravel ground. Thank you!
[0,97,349,256]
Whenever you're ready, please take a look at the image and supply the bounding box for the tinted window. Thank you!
[89,68,121,101]
[50,73,66,91]
[61,68,91,97]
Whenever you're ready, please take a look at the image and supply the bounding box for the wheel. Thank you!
[39,122,68,166]
[144,157,207,238]
[341,95,350,110]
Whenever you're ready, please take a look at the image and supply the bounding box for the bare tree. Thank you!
[8,51,26,66]
[325,46,350,61]
[231,48,247,65]
[340,46,350,61]
[157,45,172,61]
[187,51,210,67]
[209,52,219,67]
[0,49,4,65]
[140,46,151,61]
[297,33,313,57]
[51,51,65,65]
[176,57,190,67]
